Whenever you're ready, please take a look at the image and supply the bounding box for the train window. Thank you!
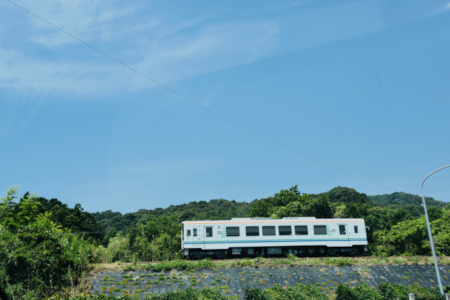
[295,225,308,235]
[278,226,292,235]
[187,230,191,236]
[339,225,346,235]
[226,227,240,237]
[193,228,197,237]
[246,226,259,236]
[206,227,213,237]
[314,225,327,235]
[354,226,358,234]
[262,226,275,236]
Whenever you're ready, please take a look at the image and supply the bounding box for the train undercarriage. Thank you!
[182,245,367,260]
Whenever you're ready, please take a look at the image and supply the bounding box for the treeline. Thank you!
[93,199,251,237]
[247,186,450,256]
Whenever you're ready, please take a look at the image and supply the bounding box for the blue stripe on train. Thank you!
[184,239,367,245]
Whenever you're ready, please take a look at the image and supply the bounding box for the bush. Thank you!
[378,282,411,300]
[265,284,328,300]
[410,285,446,300]
[243,286,271,300]
[336,284,381,300]
[378,282,445,300]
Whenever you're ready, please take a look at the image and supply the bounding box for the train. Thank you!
[180,217,368,259]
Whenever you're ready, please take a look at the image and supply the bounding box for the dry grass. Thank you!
[88,255,450,276]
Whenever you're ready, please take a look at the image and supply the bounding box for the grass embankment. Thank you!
[101,255,450,273]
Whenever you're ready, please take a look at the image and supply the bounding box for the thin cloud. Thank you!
[1,1,280,97]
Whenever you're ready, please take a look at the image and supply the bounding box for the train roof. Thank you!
[182,217,365,224]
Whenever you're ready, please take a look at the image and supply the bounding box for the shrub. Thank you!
[410,285,446,300]
[265,284,328,300]
[336,284,381,300]
[378,282,411,300]
[244,287,271,300]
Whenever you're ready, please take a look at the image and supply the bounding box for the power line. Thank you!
[5,0,395,191]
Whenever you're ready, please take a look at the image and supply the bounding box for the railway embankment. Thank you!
[89,256,450,298]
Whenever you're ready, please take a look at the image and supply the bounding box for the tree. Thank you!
[0,185,20,227]
[17,192,41,225]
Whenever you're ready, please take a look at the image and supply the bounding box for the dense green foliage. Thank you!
[370,192,447,209]
[94,199,251,237]
[0,186,98,299]
[248,186,450,255]
[336,282,447,300]
[249,186,334,219]
[94,215,182,263]
[377,282,445,300]
[336,284,382,300]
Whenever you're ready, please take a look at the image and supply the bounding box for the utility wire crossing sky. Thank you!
[1,0,449,212]
[5,0,395,192]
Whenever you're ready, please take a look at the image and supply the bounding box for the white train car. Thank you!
[181,217,368,259]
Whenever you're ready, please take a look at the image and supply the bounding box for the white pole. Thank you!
[420,164,450,295]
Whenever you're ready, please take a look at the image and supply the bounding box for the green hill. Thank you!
[93,198,252,235]
[93,187,449,236]
[369,192,447,208]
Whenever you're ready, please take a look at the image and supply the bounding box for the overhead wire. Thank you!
[5,0,395,191]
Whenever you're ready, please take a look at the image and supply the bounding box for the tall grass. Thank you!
[124,259,213,272]
[120,256,450,273]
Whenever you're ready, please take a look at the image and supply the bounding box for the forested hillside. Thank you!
[370,192,447,208]
[93,199,251,237]
[93,186,448,235]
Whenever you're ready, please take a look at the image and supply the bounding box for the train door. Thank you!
[193,226,203,248]
[204,226,213,249]
[338,224,350,246]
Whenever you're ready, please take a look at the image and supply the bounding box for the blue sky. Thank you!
[1,0,449,213]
